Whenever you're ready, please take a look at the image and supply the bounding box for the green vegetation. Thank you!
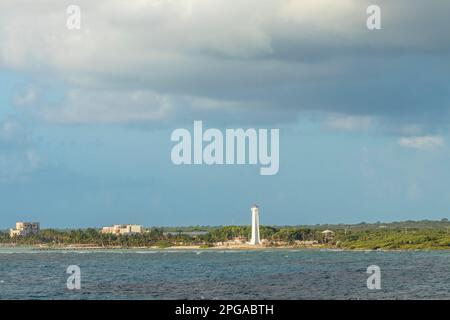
[199,243,214,249]
[1,219,450,250]
[334,228,450,250]
[155,240,173,249]
[201,225,319,244]
[0,228,170,247]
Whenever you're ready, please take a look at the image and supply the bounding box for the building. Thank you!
[10,222,40,238]
[249,204,261,245]
[101,224,143,235]
[321,229,335,242]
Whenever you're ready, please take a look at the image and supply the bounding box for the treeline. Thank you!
[0,226,323,247]
[334,228,450,250]
[202,226,320,243]
[302,218,450,232]
[0,228,172,247]
[1,223,450,249]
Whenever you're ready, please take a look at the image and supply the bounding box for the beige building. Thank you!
[101,224,143,235]
[321,229,335,242]
[10,222,40,237]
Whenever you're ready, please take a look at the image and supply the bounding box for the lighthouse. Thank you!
[250,204,261,245]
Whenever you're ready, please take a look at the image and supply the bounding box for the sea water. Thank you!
[0,248,449,299]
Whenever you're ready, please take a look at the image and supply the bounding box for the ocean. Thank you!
[0,248,449,299]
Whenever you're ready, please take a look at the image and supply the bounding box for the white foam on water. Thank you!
[135,251,159,254]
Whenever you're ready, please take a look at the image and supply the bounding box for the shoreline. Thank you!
[1,244,449,252]
[1,244,326,250]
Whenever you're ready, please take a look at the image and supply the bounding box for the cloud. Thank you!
[42,89,173,124]
[324,115,376,132]
[0,0,449,127]
[398,135,444,150]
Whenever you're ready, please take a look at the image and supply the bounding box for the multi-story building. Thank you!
[101,224,143,235]
[10,222,40,237]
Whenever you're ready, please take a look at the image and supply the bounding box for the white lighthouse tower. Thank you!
[250,204,261,245]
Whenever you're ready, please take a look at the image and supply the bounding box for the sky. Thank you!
[1,0,450,228]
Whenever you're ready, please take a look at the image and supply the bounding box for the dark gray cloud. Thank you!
[1,0,449,131]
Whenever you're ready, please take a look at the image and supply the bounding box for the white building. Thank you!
[10,222,40,238]
[101,224,143,235]
[249,204,261,245]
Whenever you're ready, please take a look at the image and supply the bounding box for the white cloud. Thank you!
[42,89,173,124]
[324,115,376,132]
[398,135,444,150]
